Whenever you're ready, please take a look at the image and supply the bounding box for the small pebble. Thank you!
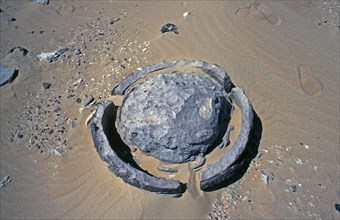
[183,12,190,17]
[84,95,94,107]
[74,49,81,55]
[76,98,81,104]
[335,204,340,212]
[71,120,77,128]
[0,176,11,187]
[51,148,62,157]
[110,18,120,24]
[261,172,269,185]
[42,82,51,89]
[17,132,23,138]
[7,16,16,22]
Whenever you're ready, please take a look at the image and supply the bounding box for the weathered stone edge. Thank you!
[90,100,185,194]
[199,87,254,190]
[111,60,233,95]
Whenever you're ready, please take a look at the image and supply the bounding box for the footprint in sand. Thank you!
[297,65,322,97]
[235,0,282,26]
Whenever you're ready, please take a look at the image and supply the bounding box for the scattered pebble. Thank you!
[110,18,120,24]
[33,0,49,5]
[261,172,269,185]
[183,12,190,17]
[37,51,60,63]
[17,132,23,138]
[51,148,62,157]
[335,204,340,212]
[42,82,51,89]
[84,95,95,107]
[0,176,11,187]
[74,49,81,55]
[76,97,82,104]
[161,23,179,34]
[73,78,83,86]
[7,16,16,22]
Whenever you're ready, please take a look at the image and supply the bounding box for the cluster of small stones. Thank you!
[9,82,70,155]
[208,144,328,219]
[92,60,255,195]
[7,9,151,156]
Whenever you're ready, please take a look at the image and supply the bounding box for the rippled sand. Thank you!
[1,1,339,219]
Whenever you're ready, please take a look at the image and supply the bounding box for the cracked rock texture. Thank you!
[117,72,231,163]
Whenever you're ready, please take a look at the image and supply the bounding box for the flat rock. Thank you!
[0,64,17,87]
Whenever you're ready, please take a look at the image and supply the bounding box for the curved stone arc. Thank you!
[199,87,254,190]
[111,60,233,96]
[111,61,176,95]
[91,100,185,194]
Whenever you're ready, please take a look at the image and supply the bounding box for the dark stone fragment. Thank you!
[336,204,340,212]
[84,95,94,107]
[42,82,51,89]
[290,185,297,192]
[0,64,17,87]
[8,46,28,56]
[110,18,120,24]
[7,16,16,22]
[0,8,4,13]
[39,30,44,34]
[33,0,49,5]
[58,48,69,54]
[74,49,81,55]
[17,132,23,138]
[161,23,178,34]
[76,98,81,104]
[48,129,53,134]
[71,120,77,128]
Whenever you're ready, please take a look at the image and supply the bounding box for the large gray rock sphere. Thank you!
[91,60,258,195]
[117,72,231,163]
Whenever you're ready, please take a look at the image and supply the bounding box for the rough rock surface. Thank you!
[91,101,185,195]
[117,72,231,163]
[199,87,254,190]
[0,64,17,87]
[95,60,256,194]
[111,60,233,96]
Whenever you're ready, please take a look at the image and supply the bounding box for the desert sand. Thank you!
[0,0,339,219]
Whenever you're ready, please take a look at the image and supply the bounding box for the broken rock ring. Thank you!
[91,60,255,195]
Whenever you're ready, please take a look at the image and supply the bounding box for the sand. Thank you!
[0,0,339,219]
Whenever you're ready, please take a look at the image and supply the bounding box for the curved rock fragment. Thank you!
[111,60,233,95]
[91,101,185,194]
[199,87,254,190]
